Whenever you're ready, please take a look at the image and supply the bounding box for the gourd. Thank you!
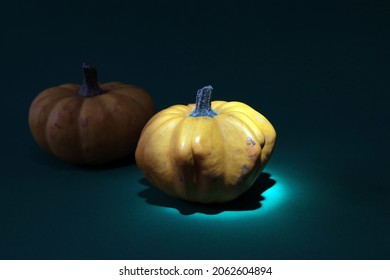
[135,85,276,203]
[29,63,155,165]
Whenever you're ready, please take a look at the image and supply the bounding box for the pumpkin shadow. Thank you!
[138,173,276,215]
[76,156,135,171]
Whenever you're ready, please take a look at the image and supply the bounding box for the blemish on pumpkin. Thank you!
[236,164,251,184]
[241,164,250,174]
[249,152,258,161]
[246,137,256,146]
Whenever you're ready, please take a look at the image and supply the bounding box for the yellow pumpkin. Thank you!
[135,85,276,203]
[29,63,155,165]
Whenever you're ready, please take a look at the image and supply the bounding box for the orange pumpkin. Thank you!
[29,63,155,165]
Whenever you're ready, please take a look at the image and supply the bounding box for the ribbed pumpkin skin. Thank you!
[135,100,276,203]
[29,82,155,165]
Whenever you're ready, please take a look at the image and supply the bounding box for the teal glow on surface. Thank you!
[158,167,291,220]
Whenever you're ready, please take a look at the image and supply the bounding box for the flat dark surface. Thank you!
[1,0,389,259]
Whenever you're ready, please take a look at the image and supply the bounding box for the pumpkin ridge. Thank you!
[141,116,183,194]
[80,95,110,162]
[143,110,186,135]
[169,117,191,198]
[37,97,60,153]
[100,92,146,156]
[106,92,141,123]
[44,104,57,154]
[170,105,193,115]
[185,118,224,202]
[45,96,82,158]
[210,100,228,112]
[188,120,203,200]
[212,116,227,198]
[75,96,86,162]
[110,91,152,124]
[138,114,181,166]
[76,97,98,162]
[217,103,258,117]
[30,90,73,151]
[34,87,75,103]
[234,109,276,164]
[224,110,266,149]
[215,115,258,187]
[213,116,238,187]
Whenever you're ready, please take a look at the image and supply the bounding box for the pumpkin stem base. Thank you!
[189,85,217,118]
[78,63,105,97]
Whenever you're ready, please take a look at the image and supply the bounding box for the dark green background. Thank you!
[1,0,389,259]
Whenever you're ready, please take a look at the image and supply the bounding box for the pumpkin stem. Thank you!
[78,63,105,97]
[189,85,217,117]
